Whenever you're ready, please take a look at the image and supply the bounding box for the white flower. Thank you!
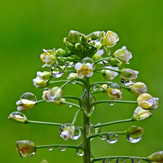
[40,49,56,67]
[132,106,152,121]
[75,62,93,78]
[16,99,36,111]
[67,73,78,80]
[60,130,72,141]
[33,71,51,88]
[130,82,147,96]
[107,88,122,100]
[33,77,48,88]
[137,93,159,110]
[120,68,139,80]
[42,87,63,102]
[113,46,132,64]
[101,30,119,47]
[102,66,119,80]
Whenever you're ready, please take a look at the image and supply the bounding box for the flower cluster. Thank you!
[8,29,160,162]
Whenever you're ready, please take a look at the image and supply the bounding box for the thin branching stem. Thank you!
[94,100,137,105]
[36,144,83,150]
[88,131,125,139]
[61,100,81,109]
[72,109,82,125]
[94,67,121,73]
[92,156,149,162]
[27,120,63,126]
[63,95,79,100]
[94,118,134,128]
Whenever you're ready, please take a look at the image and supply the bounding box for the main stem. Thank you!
[82,77,91,163]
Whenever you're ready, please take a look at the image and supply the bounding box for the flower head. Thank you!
[132,106,152,121]
[137,93,159,110]
[107,88,122,100]
[8,111,28,123]
[75,62,93,78]
[130,82,147,96]
[113,46,132,64]
[40,49,56,67]
[16,140,36,157]
[67,73,78,80]
[148,151,163,163]
[102,66,119,80]
[33,71,51,88]
[16,99,36,111]
[101,30,119,47]
[42,87,63,102]
[60,125,75,141]
[120,68,139,80]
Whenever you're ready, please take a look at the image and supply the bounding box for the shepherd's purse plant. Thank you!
[8,30,161,163]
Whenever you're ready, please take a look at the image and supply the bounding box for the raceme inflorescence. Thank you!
[9,30,161,163]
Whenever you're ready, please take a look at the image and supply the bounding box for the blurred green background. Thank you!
[1,0,163,162]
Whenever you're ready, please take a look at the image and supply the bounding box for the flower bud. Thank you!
[16,99,36,111]
[67,73,78,80]
[67,30,81,44]
[75,43,83,50]
[60,125,75,141]
[148,151,163,163]
[41,160,48,163]
[137,93,159,110]
[126,126,144,140]
[40,49,56,67]
[42,87,63,102]
[110,58,122,67]
[88,31,105,40]
[102,66,119,80]
[120,68,139,80]
[80,34,88,44]
[113,46,132,64]
[107,88,122,100]
[132,106,152,121]
[55,48,66,57]
[8,111,28,123]
[101,30,119,47]
[16,140,36,157]
[66,41,74,50]
[130,82,147,96]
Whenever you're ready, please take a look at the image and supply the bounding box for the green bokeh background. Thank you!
[1,0,163,162]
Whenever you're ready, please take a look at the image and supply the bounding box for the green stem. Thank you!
[92,90,104,94]
[95,100,137,105]
[88,83,107,92]
[94,57,111,65]
[36,144,83,150]
[121,85,131,91]
[88,131,125,139]
[49,80,68,84]
[61,100,81,109]
[94,118,134,128]
[94,67,121,73]
[27,120,63,126]
[82,77,91,163]
[60,79,84,89]
[92,156,149,162]
[36,100,46,105]
[63,95,79,100]
[72,109,82,125]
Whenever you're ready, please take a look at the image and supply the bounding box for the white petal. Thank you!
[37,71,42,76]
[86,71,93,77]
[43,49,48,53]
[77,74,84,79]
[86,63,93,69]
[97,49,104,56]
[75,62,82,70]
[17,106,23,111]
[61,130,70,141]
[122,46,127,50]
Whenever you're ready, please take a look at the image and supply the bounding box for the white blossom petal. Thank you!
[75,62,82,70]
[86,63,93,69]
[86,71,93,77]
